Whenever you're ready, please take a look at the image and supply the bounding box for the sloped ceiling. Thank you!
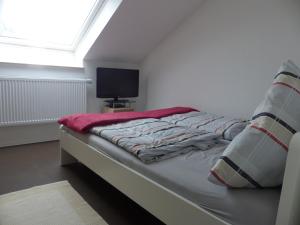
[84,0,204,64]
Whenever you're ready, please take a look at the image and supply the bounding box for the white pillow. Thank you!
[209,60,300,188]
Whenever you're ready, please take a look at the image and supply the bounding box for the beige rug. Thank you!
[0,181,108,225]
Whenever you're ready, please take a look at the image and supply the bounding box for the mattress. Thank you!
[61,126,280,225]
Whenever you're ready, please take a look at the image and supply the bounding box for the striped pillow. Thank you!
[209,60,300,188]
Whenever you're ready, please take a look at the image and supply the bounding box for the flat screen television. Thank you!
[96,67,139,101]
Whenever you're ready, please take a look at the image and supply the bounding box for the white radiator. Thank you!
[0,77,90,127]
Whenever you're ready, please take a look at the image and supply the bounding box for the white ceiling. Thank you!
[84,0,204,64]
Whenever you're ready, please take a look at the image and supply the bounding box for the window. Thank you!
[0,0,122,67]
[0,0,104,51]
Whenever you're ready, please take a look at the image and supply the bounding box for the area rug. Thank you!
[0,181,108,225]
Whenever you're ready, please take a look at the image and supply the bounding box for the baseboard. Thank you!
[0,123,59,148]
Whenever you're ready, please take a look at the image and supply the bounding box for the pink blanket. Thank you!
[58,107,196,133]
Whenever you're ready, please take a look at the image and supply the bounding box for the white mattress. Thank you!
[61,126,280,225]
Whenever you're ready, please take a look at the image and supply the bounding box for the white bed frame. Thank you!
[60,129,300,225]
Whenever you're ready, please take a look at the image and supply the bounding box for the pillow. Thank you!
[209,60,300,188]
[160,111,248,141]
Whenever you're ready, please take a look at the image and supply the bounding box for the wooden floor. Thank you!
[0,141,164,225]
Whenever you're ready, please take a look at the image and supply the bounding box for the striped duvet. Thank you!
[161,111,248,141]
[210,60,300,188]
[90,118,220,163]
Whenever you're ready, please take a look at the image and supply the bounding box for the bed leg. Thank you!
[60,148,78,166]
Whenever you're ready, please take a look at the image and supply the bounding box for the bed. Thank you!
[59,120,300,225]
[59,59,300,224]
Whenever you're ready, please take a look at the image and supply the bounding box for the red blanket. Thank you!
[58,107,197,133]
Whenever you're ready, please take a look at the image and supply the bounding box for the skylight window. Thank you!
[0,0,103,51]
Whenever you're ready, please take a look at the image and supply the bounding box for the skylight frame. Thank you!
[0,0,105,52]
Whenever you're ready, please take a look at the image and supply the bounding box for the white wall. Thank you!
[0,62,84,79]
[0,63,85,147]
[141,0,300,118]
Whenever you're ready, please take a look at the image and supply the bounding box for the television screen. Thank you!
[96,68,139,99]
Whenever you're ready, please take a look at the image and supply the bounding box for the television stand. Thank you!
[103,106,134,113]
[103,99,135,113]
[104,99,132,108]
